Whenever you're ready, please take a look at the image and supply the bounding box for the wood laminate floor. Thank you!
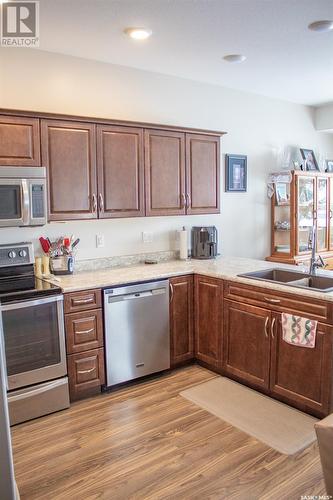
[11,365,326,500]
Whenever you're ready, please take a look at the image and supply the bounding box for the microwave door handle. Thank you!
[21,179,30,226]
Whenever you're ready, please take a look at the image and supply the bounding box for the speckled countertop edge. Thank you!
[44,256,333,303]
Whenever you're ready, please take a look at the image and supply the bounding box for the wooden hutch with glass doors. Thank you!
[267,170,333,265]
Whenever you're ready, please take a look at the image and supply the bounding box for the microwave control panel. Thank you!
[31,184,45,219]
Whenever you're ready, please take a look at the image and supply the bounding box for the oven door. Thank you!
[0,179,29,227]
[1,296,67,391]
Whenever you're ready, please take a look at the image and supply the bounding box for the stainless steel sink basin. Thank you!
[238,268,333,293]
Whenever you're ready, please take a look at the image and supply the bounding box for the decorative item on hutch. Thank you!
[267,170,333,265]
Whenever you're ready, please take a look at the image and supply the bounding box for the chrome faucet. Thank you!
[309,224,325,275]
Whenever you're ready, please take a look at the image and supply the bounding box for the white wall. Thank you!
[315,103,333,132]
[0,48,333,260]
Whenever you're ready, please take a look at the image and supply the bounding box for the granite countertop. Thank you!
[45,256,333,302]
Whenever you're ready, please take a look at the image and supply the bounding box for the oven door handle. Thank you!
[21,179,30,226]
[7,378,67,402]
[1,295,63,311]
[0,309,8,390]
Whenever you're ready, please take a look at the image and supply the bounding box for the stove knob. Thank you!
[8,251,16,259]
[19,250,27,258]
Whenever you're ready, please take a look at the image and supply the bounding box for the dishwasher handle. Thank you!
[107,287,166,303]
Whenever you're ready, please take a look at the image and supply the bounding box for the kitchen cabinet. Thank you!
[144,130,221,217]
[223,300,271,391]
[186,134,220,214]
[144,129,186,216]
[0,115,40,166]
[41,119,97,221]
[267,171,333,265]
[67,348,105,401]
[194,275,223,369]
[224,280,333,417]
[270,315,332,416]
[65,309,104,354]
[169,275,194,367]
[97,125,145,218]
[64,289,105,401]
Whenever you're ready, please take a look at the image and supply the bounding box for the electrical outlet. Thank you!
[142,231,153,243]
[96,234,105,248]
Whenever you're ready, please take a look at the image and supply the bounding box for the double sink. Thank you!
[238,268,333,293]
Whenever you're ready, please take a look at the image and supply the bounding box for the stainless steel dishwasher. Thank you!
[104,280,170,387]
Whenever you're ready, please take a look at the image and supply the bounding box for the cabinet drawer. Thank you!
[67,348,105,401]
[224,281,331,324]
[65,309,103,354]
[64,289,102,313]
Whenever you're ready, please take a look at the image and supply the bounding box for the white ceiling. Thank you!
[37,0,333,106]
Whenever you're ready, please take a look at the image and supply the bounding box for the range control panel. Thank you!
[0,243,34,267]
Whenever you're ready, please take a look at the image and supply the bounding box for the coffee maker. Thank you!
[191,226,218,259]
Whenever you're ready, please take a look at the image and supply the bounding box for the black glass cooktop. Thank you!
[0,275,61,304]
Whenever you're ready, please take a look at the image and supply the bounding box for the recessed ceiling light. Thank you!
[223,54,246,63]
[124,27,152,40]
[308,20,333,32]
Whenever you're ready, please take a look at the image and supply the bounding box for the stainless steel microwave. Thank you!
[0,167,47,227]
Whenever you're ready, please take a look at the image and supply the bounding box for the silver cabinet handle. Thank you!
[186,193,191,209]
[72,297,94,305]
[92,194,97,213]
[264,316,269,338]
[99,193,104,212]
[77,367,96,375]
[270,317,276,339]
[169,283,174,303]
[75,327,94,336]
[180,193,186,209]
[264,297,281,304]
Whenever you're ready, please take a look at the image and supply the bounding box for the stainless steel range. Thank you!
[0,242,69,425]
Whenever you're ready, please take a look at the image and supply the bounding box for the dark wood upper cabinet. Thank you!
[169,275,194,367]
[97,125,144,218]
[186,133,220,214]
[194,275,223,369]
[270,315,332,417]
[0,116,40,166]
[41,120,97,221]
[144,129,186,216]
[223,300,271,392]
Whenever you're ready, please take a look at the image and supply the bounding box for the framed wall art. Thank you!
[225,154,247,192]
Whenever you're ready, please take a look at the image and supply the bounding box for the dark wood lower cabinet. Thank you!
[223,300,271,391]
[67,348,105,401]
[194,275,223,369]
[65,309,103,354]
[270,315,332,417]
[169,275,194,367]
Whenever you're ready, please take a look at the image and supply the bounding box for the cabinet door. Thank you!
[97,125,144,218]
[67,348,105,401]
[0,115,40,166]
[270,315,332,417]
[223,300,271,391]
[144,130,186,216]
[296,175,315,254]
[185,134,220,214]
[194,275,223,369]
[316,177,329,252]
[329,177,333,250]
[169,275,194,367]
[41,120,97,221]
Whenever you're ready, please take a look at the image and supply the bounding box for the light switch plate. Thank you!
[142,231,153,243]
[96,234,105,248]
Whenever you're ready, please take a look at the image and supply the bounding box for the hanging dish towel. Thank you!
[281,313,317,348]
